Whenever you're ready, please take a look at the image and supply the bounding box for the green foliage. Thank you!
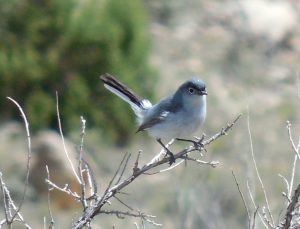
[0,0,156,145]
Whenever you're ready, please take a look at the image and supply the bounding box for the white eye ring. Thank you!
[188,87,195,94]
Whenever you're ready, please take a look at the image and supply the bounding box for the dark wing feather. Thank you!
[136,114,166,132]
[136,96,180,132]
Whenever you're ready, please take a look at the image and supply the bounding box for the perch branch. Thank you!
[70,114,241,228]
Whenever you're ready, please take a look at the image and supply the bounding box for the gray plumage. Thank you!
[100,73,207,140]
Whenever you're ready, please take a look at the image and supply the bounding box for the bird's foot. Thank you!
[176,134,206,152]
[156,139,176,165]
[165,149,176,165]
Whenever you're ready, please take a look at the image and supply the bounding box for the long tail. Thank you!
[100,73,151,119]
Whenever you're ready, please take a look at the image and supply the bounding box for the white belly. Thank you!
[147,106,206,140]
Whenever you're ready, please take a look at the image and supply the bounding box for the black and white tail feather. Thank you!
[100,73,152,124]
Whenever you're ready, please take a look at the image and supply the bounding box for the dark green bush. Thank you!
[0,0,156,145]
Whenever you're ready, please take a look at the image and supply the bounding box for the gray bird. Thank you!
[100,73,207,164]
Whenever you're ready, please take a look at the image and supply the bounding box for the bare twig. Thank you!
[202,113,242,146]
[0,172,30,228]
[148,139,174,165]
[45,166,55,228]
[278,174,290,200]
[133,151,142,174]
[56,92,81,183]
[158,159,185,173]
[289,155,298,200]
[70,114,241,228]
[104,152,130,195]
[246,181,270,229]
[113,196,134,211]
[183,156,219,168]
[78,116,87,209]
[6,97,32,223]
[231,170,251,228]
[45,179,81,200]
[99,210,162,226]
[0,172,10,226]
[282,184,300,229]
[286,121,300,159]
[115,153,131,185]
[84,159,97,197]
[252,206,259,229]
[286,121,299,200]
[247,110,274,226]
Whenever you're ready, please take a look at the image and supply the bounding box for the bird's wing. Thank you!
[136,111,169,132]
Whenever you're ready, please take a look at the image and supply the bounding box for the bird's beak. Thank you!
[199,90,207,95]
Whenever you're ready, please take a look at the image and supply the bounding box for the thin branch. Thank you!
[231,170,251,229]
[56,92,81,183]
[252,206,259,229]
[289,155,298,199]
[0,172,10,225]
[278,174,290,199]
[45,179,81,200]
[247,110,274,226]
[78,116,87,209]
[158,160,185,173]
[286,121,299,199]
[0,172,29,228]
[148,139,174,165]
[103,152,129,196]
[45,166,55,228]
[99,210,161,226]
[282,184,300,229]
[83,159,97,197]
[286,121,300,159]
[113,196,134,211]
[70,114,241,228]
[246,181,270,229]
[115,153,131,185]
[6,97,32,222]
[182,156,219,168]
[202,113,242,146]
[134,222,140,229]
[133,151,142,174]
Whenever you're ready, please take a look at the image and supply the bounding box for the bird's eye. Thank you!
[188,87,195,94]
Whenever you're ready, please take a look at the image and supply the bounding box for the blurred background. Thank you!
[1,0,300,228]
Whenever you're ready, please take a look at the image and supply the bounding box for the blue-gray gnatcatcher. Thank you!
[100,73,207,164]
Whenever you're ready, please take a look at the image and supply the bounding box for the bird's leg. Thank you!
[176,134,206,151]
[156,138,175,165]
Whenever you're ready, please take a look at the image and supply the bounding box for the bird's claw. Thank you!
[176,137,206,152]
[166,150,176,165]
